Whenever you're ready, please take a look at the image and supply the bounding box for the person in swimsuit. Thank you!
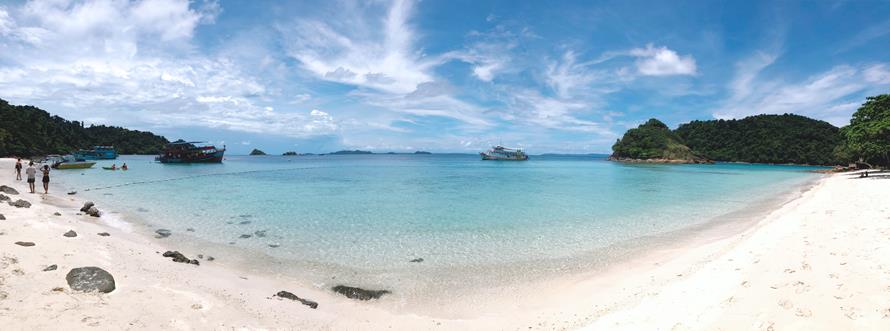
[121,163,128,170]
[41,165,50,194]
[25,162,37,193]
[14,158,22,181]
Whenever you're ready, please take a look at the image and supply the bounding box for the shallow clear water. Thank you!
[53,154,820,284]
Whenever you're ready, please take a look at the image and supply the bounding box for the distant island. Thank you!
[249,149,267,156]
[282,151,301,156]
[328,150,372,155]
[610,119,710,164]
[414,151,432,154]
[0,98,169,156]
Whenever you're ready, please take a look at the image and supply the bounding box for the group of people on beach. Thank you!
[13,158,50,194]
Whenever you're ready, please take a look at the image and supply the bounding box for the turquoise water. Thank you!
[53,154,820,289]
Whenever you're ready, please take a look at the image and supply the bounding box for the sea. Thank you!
[52,154,823,302]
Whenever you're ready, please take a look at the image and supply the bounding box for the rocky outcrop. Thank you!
[0,185,19,194]
[155,229,172,238]
[275,291,318,309]
[331,285,390,300]
[8,199,30,208]
[162,251,200,265]
[66,267,116,293]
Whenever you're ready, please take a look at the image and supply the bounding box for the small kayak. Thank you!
[102,167,118,170]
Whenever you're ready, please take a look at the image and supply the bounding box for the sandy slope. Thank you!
[1,157,888,330]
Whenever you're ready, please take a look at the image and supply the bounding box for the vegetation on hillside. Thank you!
[611,119,705,162]
[841,94,890,167]
[0,99,169,157]
[675,114,841,165]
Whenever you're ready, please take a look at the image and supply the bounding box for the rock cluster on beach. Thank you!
[331,285,390,300]
[66,267,116,293]
[275,291,318,309]
[162,251,200,265]
[79,202,100,217]
[0,185,19,194]
[8,199,30,208]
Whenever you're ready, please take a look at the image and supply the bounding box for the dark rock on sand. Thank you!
[409,258,424,263]
[66,267,116,293]
[97,232,110,237]
[0,214,5,220]
[155,229,172,239]
[9,199,30,208]
[67,191,77,195]
[206,256,215,261]
[331,285,391,300]
[80,202,95,212]
[63,230,77,238]
[0,185,19,194]
[162,251,200,265]
[0,194,8,201]
[43,264,58,271]
[86,206,100,217]
[239,234,252,239]
[14,241,35,247]
[276,290,319,309]
[53,212,62,216]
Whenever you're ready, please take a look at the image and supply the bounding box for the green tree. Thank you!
[843,94,890,167]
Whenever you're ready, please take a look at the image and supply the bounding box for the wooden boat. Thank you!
[157,140,225,163]
[54,161,96,169]
[73,146,118,160]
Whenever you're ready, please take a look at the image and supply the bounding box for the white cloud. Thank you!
[629,44,697,76]
[713,51,890,126]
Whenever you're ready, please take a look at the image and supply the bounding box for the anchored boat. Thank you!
[480,145,529,161]
[49,155,96,169]
[157,140,225,163]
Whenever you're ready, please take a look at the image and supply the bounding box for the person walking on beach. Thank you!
[41,165,50,194]
[14,158,22,181]
[25,162,37,193]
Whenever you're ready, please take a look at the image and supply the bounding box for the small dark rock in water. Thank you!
[268,243,281,248]
[331,285,391,300]
[53,212,62,216]
[254,230,267,237]
[409,258,424,263]
[80,202,95,213]
[66,267,115,293]
[14,241,35,247]
[136,207,148,212]
[67,191,77,195]
[86,206,101,217]
[9,199,31,208]
[0,185,19,195]
[239,234,252,239]
[238,220,252,225]
[43,264,58,271]
[63,230,77,238]
[275,290,319,309]
[186,228,195,232]
[162,251,200,265]
[155,229,172,238]
[238,214,252,218]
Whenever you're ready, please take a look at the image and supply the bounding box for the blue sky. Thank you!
[0,0,889,154]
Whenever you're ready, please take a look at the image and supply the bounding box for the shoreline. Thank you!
[2,158,888,329]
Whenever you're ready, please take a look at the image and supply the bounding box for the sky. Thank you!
[0,0,889,154]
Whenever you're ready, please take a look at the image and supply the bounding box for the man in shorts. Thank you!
[25,162,37,193]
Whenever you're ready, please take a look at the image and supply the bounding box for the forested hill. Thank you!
[674,114,842,165]
[0,99,169,156]
[610,118,708,163]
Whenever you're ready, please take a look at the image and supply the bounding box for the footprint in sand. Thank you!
[801,261,812,271]
[795,308,813,318]
[778,299,794,310]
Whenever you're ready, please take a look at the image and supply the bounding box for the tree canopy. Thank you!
[842,94,890,167]
[0,99,169,157]
[611,119,704,162]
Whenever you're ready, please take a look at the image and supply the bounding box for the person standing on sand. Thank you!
[25,162,37,193]
[41,165,50,194]
[14,158,22,180]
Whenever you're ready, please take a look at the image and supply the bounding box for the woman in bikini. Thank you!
[41,165,50,194]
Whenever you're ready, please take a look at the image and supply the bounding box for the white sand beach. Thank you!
[1,157,889,330]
